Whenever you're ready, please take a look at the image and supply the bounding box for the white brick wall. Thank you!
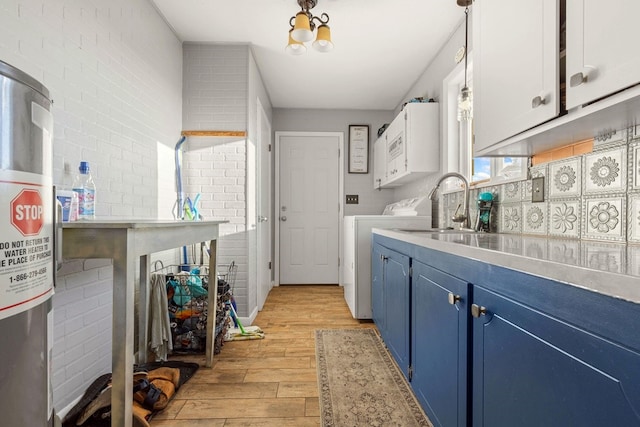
[182,44,251,314]
[183,138,249,312]
[0,0,183,411]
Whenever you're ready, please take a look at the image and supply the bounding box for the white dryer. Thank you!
[341,198,431,319]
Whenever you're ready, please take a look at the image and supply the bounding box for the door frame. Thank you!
[274,131,344,286]
[256,99,272,310]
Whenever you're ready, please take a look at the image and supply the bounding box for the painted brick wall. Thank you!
[182,44,250,314]
[0,0,183,411]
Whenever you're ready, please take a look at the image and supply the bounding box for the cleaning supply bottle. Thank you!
[475,192,493,232]
[56,162,79,222]
[72,161,96,220]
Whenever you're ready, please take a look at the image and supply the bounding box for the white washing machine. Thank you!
[341,198,431,319]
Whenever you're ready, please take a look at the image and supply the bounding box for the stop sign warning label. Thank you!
[0,170,53,320]
[11,189,45,236]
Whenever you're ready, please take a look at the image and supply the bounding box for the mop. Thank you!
[225,303,265,341]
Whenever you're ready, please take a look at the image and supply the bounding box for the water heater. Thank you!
[0,60,55,426]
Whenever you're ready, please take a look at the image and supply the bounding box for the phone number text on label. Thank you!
[9,267,48,283]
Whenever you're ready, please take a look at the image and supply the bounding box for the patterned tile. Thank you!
[549,157,581,199]
[501,181,522,203]
[523,179,533,201]
[583,146,627,195]
[529,164,547,179]
[630,142,640,191]
[548,200,580,238]
[548,239,580,266]
[498,203,522,234]
[581,242,626,274]
[582,196,626,242]
[628,193,640,243]
[592,127,627,151]
[522,202,547,235]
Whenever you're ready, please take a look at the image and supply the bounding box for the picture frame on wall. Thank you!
[348,125,369,174]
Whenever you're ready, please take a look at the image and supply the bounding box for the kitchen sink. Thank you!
[397,227,479,234]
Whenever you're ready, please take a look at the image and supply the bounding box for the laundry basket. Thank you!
[153,262,236,354]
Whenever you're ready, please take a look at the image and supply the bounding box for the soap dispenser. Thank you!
[475,192,494,232]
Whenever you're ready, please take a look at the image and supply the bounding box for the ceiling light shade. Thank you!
[286,0,332,55]
[287,30,307,55]
[292,12,314,42]
[458,86,473,121]
[312,24,333,52]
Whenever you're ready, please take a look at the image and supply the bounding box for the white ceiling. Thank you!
[151,0,464,111]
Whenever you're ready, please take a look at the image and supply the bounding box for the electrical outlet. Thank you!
[532,176,545,202]
[346,194,359,204]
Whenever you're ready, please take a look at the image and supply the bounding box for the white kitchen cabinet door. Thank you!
[473,0,559,153]
[566,0,640,110]
[373,135,387,189]
[385,112,405,183]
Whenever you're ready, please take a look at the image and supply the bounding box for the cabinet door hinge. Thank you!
[409,267,413,277]
[268,261,272,270]
[408,365,413,381]
[268,143,272,152]
[338,257,341,267]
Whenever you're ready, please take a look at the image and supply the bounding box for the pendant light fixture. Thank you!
[286,0,333,54]
[457,0,473,120]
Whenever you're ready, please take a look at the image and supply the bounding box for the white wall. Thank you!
[273,108,396,215]
[393,15,470,204]
[0,0,183,411]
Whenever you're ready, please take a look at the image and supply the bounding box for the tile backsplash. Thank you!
[440,126,640,244]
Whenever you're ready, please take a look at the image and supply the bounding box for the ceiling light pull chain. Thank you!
[463,6,469,87]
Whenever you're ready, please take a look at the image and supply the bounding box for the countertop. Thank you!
[373,228,640,304]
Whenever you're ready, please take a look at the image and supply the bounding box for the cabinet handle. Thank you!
[531,95,546,109]
[448,293,461,305]
[471,304,487,318]
[380,254,388,262]
[570,72,588,87]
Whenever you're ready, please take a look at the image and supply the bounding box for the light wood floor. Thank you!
[151,285,376,426]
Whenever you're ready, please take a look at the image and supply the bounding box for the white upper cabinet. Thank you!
[373,135,387,189]
[566,0,640,110]
[385,112,406,182]
[372,103,439,189]
[473,0,559,153]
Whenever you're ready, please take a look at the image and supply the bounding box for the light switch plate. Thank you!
[532,176,545,202]
[346,194,359,204]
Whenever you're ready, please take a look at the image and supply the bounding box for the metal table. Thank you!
[62,220,225,427]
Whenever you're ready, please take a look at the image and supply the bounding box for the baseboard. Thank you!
[240,305,259,326]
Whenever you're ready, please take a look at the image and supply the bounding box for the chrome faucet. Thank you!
[428,172,470,229]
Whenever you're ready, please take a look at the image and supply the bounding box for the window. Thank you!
[443,53,527,189]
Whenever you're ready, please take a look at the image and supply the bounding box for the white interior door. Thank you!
[277,132,341,284]
[257,101,271,310]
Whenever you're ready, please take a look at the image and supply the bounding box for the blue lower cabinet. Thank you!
[371,240,411,379]
[412,261,468,427]
[383,246,411,379]
[472,285,640,427]
[371,243,386,338]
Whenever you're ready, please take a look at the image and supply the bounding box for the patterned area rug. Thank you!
[315,329,433,427]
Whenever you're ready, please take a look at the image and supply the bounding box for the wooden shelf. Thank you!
[181,130,247,137]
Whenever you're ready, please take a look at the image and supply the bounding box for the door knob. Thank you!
[258,216,268,222]
[471,304,487,318]
[280,216,287,222]
[531,95,546,108]
[570,72,588,87]
[448,293,461,305]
